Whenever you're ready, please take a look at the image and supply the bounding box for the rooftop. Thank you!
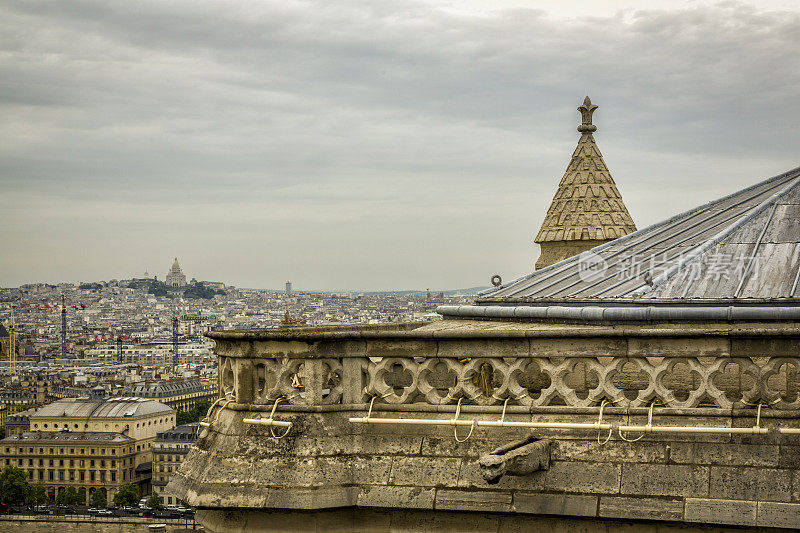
[2,431,133,443]
[128,379,211,397]
[31,397,173,419]
[156,422,199,442]
[477,165,800,303]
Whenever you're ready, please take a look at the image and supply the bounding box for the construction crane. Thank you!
[58,295,85,359]
[7,298,84,360]
[115,335,136,363]
[172,316,179,374]
[8,306,16,376]
[61,295,67,358]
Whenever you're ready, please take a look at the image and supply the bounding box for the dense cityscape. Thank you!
[0,257,476,518]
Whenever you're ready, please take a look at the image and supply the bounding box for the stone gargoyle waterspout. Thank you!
[478,434,551,484]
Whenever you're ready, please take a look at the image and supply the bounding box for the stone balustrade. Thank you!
[213,323,800,413]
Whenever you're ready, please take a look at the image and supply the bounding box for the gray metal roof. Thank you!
[127,379,208,398]
[31,397,173,419]
[155,423,199,442]
[477,165,800,303]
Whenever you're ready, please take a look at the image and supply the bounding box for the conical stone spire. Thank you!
[534,96,636,270]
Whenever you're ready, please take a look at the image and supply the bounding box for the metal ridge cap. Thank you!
[438,304,800,322]
[461,297,800,307]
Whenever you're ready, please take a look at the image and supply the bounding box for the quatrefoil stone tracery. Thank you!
[237,354,797,410]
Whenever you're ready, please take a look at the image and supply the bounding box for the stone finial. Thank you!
[577,96,598,133]
[534,95,636,270]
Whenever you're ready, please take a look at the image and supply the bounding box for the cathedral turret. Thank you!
[534,97,636,270]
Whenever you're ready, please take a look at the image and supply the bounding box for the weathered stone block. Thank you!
[392,509,502,532]
[684,498,756,526]
[628,337,729,357]
[350,456,394,485]
[389,456,461,487]
[552,439,666,464]
[709,466,791,502]
[364,340,437,359]
[545,461,620,494]
[757,501,800,528]
[357,485,435,510]
[514,492,597,517]
[528,337,626,357]
[778,445,800,469]
[422,435,527,459]
[598,496,683,521]
[434,488,512,512]
[669,442,778,467]
[731,337,800,358]
[264,487,356,509]
[620,464,708,497]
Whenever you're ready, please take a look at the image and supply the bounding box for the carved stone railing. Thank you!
[217,353,800,411]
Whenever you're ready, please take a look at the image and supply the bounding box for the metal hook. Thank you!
[453,398,475,443]
[597,399,613,445]
[755,403,762,431]
[268,397,292,439]
[618,401,655,443]
[499,398,509,426]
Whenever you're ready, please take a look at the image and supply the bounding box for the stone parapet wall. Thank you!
[174,321,800,531]
[171,404,800,530]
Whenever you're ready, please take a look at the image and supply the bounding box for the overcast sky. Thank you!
[1,0,798,291]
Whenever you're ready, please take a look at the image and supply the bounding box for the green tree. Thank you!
[56,486,82,506]
[91,489,107,508]
[0,466,30,504]
[147,492,163,509]
[176,398,213,425]
[112,483,139,507]
[175,409,193,425]
[194,399,212,419]
[146,281,169,298]
[77,487,86,505]
[27,484,48,505]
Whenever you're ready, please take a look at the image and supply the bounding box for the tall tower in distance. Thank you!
[165,257,187,288]
[285,281,293,296]
[534,96,636,270]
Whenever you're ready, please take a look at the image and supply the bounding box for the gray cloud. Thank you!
[0,1,798,290]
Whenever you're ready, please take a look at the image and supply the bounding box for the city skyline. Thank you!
[1,0,799,291]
